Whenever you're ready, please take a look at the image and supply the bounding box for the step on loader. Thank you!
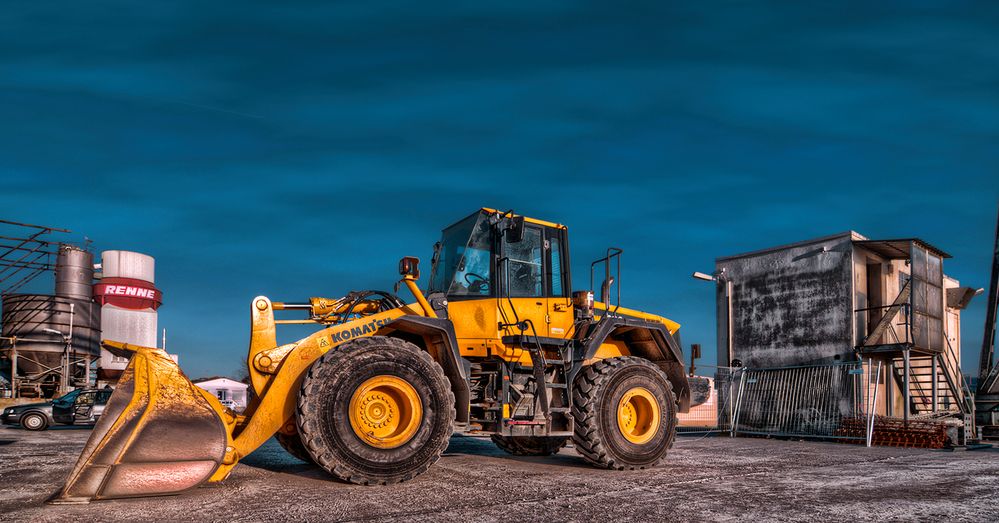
[50,208,695,503]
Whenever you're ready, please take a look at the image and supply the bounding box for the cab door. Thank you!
[545,227,573,339]
[499,225,548,339]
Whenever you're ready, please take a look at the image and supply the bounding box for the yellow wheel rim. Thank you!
[349,375,423,449]
[617,387,660,444]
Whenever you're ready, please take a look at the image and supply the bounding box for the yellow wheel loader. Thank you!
[50,208,693,503]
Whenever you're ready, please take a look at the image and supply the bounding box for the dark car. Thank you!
[1,388,113,431]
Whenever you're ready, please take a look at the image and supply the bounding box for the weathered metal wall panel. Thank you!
[717,234,855,368]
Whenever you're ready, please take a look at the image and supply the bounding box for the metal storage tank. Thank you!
[101,249,156,284]
[55,244,94,299]
[1,244,100,396]
[95,250,161,380]
[0,244,101,396]
[1,294,101,375]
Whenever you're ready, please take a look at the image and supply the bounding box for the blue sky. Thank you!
[2,2,998,378]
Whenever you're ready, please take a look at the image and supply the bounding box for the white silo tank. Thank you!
[93,250,162,380]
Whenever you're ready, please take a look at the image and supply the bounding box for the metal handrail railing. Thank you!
[856,279,912,347]
[943,335,975,415]
[590,248,623,313]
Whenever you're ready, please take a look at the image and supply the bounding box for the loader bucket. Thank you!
[49,342,229,504]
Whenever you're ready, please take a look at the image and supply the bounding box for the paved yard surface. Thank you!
[1,426,998,522]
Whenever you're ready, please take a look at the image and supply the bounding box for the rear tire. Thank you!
[276,430,315,464]
[491,435,568,456]
[20,412,48,431]
[297,336,455,485]
[571,357,677,470]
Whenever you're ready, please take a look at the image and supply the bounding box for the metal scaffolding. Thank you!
[0,218,69,295]
[0,219,81,398]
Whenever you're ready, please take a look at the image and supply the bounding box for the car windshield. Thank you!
[428,212,492,297]
[52,389,81,405]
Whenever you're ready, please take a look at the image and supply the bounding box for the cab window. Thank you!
[506,227,543,297]
[429,212,493,297]
[548,229,568,297]
[448,217,492,296]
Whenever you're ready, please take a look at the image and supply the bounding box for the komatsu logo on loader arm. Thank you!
[318,317,393,349]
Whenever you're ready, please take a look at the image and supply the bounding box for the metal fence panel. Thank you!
[733,362,866,440]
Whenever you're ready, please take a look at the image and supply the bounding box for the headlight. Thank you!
[2,408,12,415]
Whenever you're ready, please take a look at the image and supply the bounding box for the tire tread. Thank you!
[571,356,678,470]
[296,336,455,485]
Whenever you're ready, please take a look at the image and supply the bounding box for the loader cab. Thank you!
[428,209,573,341]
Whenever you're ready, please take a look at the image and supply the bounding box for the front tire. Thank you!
[491,435,568,456]
[571,357,677,470]
[20,412,48,431]
[297,336,455,485]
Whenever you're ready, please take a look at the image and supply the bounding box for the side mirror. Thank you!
[398,256,420,279]
[506,216,525,243]
[430,241,441,268]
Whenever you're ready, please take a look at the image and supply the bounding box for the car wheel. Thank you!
[20,412,49,431]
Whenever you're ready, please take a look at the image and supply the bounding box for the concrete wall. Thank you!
[716,233,856,369]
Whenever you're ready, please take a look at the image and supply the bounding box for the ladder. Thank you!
[499,323,573,435]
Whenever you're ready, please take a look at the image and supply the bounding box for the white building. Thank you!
[194,377,249,412]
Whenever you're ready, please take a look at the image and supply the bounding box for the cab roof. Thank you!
[478,208,567,230]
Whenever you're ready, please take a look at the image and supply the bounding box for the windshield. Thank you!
[52,389,81,405]
[429,212,493,297]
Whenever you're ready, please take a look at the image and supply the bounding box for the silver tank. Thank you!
[1,294,101,375]
[55,244,94,299]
